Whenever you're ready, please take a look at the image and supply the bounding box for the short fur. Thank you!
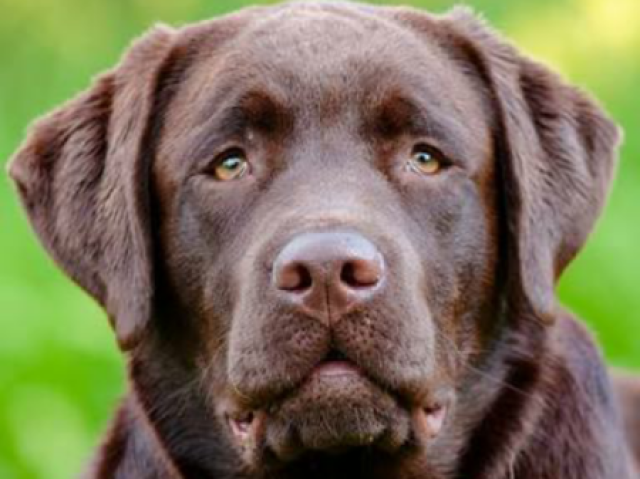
[8,2,639,478]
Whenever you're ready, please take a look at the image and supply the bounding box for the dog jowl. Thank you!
[8,2,639,478]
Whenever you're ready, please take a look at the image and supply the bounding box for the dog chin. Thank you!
[226,361,448,467]
[265,364,409,460]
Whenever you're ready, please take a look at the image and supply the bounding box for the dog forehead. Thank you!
[171,4,488,123]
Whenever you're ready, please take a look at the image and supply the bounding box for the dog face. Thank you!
[8,2,619,475]
[153,5,499,462]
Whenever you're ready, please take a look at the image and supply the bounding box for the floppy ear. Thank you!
[7,25,176,350]
[440,8,621,322]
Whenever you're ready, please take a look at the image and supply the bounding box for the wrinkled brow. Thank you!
[186,90,291,165]
[368,92,482,164]
[372,93,445,140]
[201,90,291,138]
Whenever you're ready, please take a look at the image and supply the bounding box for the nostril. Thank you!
[340,258,383,289]
[272,231,385,305]
[275,263,313,292]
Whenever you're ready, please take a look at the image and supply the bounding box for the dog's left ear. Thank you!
[7,26,176,350]
[397,7,621,322]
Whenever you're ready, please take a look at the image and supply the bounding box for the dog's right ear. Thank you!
[7,26,176,350]
[439,8,621,323]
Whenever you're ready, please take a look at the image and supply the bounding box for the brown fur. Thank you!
[7,2,639,478]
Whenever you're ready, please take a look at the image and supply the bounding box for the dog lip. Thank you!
[311,359,363,378]
[227,409,269,457]
[414,405,448,441]
[228,410,256,439]
[412,402,448,443]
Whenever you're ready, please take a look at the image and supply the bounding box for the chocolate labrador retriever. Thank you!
[7,2,640,478]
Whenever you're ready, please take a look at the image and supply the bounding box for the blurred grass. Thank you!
[0,0,638,477]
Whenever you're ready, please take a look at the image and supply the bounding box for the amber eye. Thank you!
[409,145,445,176]
[212,149,249,181]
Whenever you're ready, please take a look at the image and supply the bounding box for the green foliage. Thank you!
[0,0,638,477]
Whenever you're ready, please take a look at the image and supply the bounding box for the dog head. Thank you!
[8,2,619,475]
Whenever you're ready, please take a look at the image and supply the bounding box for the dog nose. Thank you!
[272,231,385,323]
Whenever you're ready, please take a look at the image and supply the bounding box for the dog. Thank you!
[8,2,639,478]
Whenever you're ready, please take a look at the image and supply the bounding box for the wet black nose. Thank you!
[272,231,385,323]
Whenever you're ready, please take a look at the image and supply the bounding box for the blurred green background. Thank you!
[0,0,638,477]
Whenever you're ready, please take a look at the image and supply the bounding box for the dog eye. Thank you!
[408,145,446,176]
[211,149,250,181]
